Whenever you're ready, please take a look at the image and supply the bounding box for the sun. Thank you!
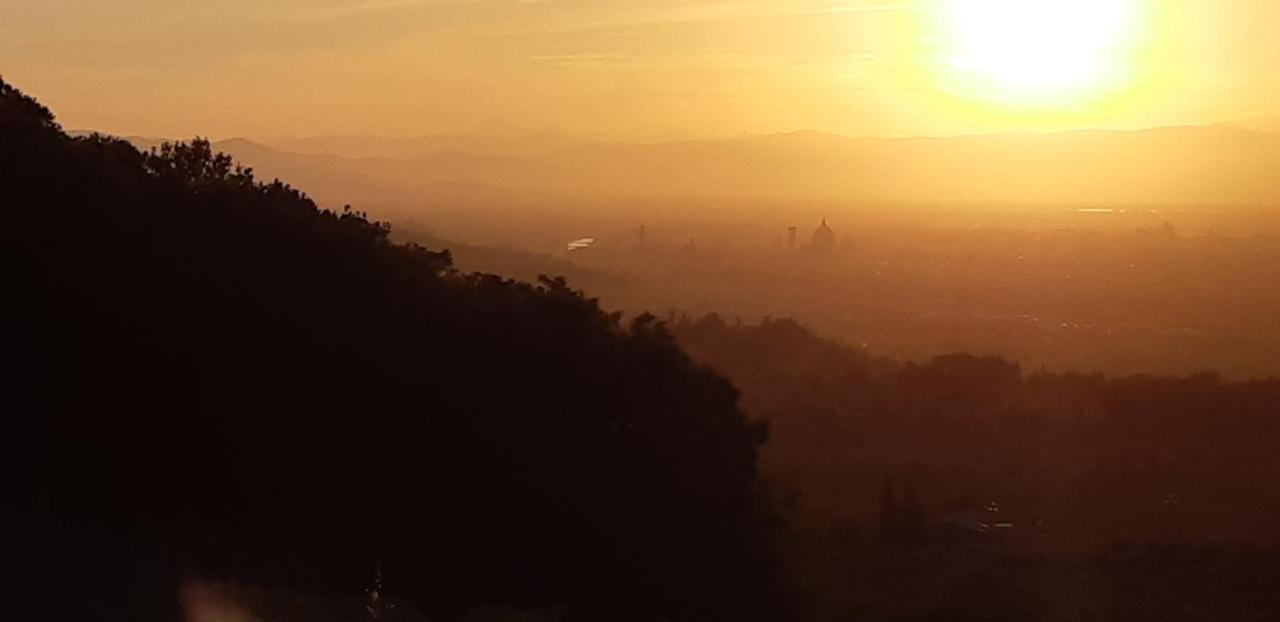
[935,0,1139,105]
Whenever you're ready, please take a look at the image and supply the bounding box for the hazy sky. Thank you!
[4,1,1279,139]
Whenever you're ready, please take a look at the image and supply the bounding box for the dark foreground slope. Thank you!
[1,79,786,622]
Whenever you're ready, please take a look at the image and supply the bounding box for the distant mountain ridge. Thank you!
[68,123,1280,211]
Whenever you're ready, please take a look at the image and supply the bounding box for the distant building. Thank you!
[811,219,836,250]
[787,226,798,250]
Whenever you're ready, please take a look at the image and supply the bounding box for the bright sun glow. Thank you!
[938,0,1139,105]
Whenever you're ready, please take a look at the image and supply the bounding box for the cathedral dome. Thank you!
[812,219,836,249]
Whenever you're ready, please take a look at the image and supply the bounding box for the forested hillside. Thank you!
[2,78,787,622]
[672,315,1280,550]
[671,316,1280,620]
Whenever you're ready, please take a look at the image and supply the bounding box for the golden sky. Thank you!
[4,1,1279,139]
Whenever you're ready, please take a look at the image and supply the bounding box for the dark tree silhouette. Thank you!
[2,78,789,622]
